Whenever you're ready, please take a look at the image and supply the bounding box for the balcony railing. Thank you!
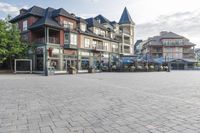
[183,49,194,53]
[183,54,195,59]
[64,44,77,49]
[34,37,60,44]
[151,49,162,53]
[123,30,130,35]
[124,49,130,53]
[124,40,130,44]
[112,48,119,53]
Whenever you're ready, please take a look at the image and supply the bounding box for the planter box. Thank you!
[69,69,77,74]
[88,68,95,73]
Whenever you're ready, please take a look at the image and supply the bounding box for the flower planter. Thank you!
[130,66,136,72]
[88,68,95,73]
[69,67,77,74]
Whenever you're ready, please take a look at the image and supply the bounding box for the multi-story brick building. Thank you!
[10,6,135,74]
[141,31,197,70]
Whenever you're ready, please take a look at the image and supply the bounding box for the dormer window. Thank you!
[63,20,73,29]
[94,27,100,35]
[22,20,28,31]
[80,23,86,32]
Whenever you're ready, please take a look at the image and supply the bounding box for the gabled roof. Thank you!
[94,15,110,24]
[160,32,184,39]
[52,8,77,20]
[146,31,196,46]
[10,6,45,23]
[77,17,88,24]
[29,7,62,29]
[119,7,134,25]
[85,17,107,30]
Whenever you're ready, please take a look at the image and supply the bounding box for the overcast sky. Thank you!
[0,0,200,47]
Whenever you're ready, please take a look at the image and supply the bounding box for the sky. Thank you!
[0,0,200,47]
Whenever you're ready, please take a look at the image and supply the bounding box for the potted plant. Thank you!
[159,65,164,71]
[136,65,143,72]
[88,66,96,73]
[149,65,154,71]
[69,65,77,74]
[163,66,168,71]
[101,65,108,72]
[144,65,149,72]
[111,65,117,72]
[130,66,136,72]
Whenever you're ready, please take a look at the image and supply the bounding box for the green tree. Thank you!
[0,20,8,63]
[0,15,28,71]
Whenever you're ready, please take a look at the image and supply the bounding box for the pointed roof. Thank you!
[94,15,110,24]
[119,7,134,25]
[85,17,107,30]
[10,6,45,23]
[52,8,77,20]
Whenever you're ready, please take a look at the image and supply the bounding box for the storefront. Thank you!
[170,59,196,70]
[63,50,78,71]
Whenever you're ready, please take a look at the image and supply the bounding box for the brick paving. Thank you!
[1,71,200,133]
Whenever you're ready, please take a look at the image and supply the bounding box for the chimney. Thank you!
[20,9,27,15]
[70,13,76,17]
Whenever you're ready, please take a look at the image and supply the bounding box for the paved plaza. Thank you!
[1,71,200,133]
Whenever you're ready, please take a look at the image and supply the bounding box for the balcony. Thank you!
[123,30,130,35]
[64,44,77,49]
[183,49,194,53]
[124,40,130,45]
[183,54,195,59]
[151,49,162,53]
[112,48,119,53]
[34,37,60,44]
[124,49,130,54]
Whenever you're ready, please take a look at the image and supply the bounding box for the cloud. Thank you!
[136,9,200,46]
[0,2,29,15]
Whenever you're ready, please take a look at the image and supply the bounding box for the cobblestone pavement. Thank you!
[1,71,200,133]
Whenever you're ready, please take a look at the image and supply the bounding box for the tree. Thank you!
[0,20,8,63]
[0,15,28,71]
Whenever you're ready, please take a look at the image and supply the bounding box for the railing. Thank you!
[34,37,60,44]
[183,49,194,53]
[123,30,130,35]
[124,40,130,44]
[151,49,162,53]
[124,49,130,53]
[112,48,119,53]
[183,54,195,59]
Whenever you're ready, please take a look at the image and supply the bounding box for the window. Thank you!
[23,20,27,31]
[104,42,108,51]
[94,27,100,35]
[64,33,70,44]
[100,30,105,36]
[84,38,90,48]
[92,40,97,48]
[80,24,86,32]
[63,21,73,29]
[70,34,77,45]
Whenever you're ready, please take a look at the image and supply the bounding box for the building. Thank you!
[10,6,135,74]
[141,31,196,70]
